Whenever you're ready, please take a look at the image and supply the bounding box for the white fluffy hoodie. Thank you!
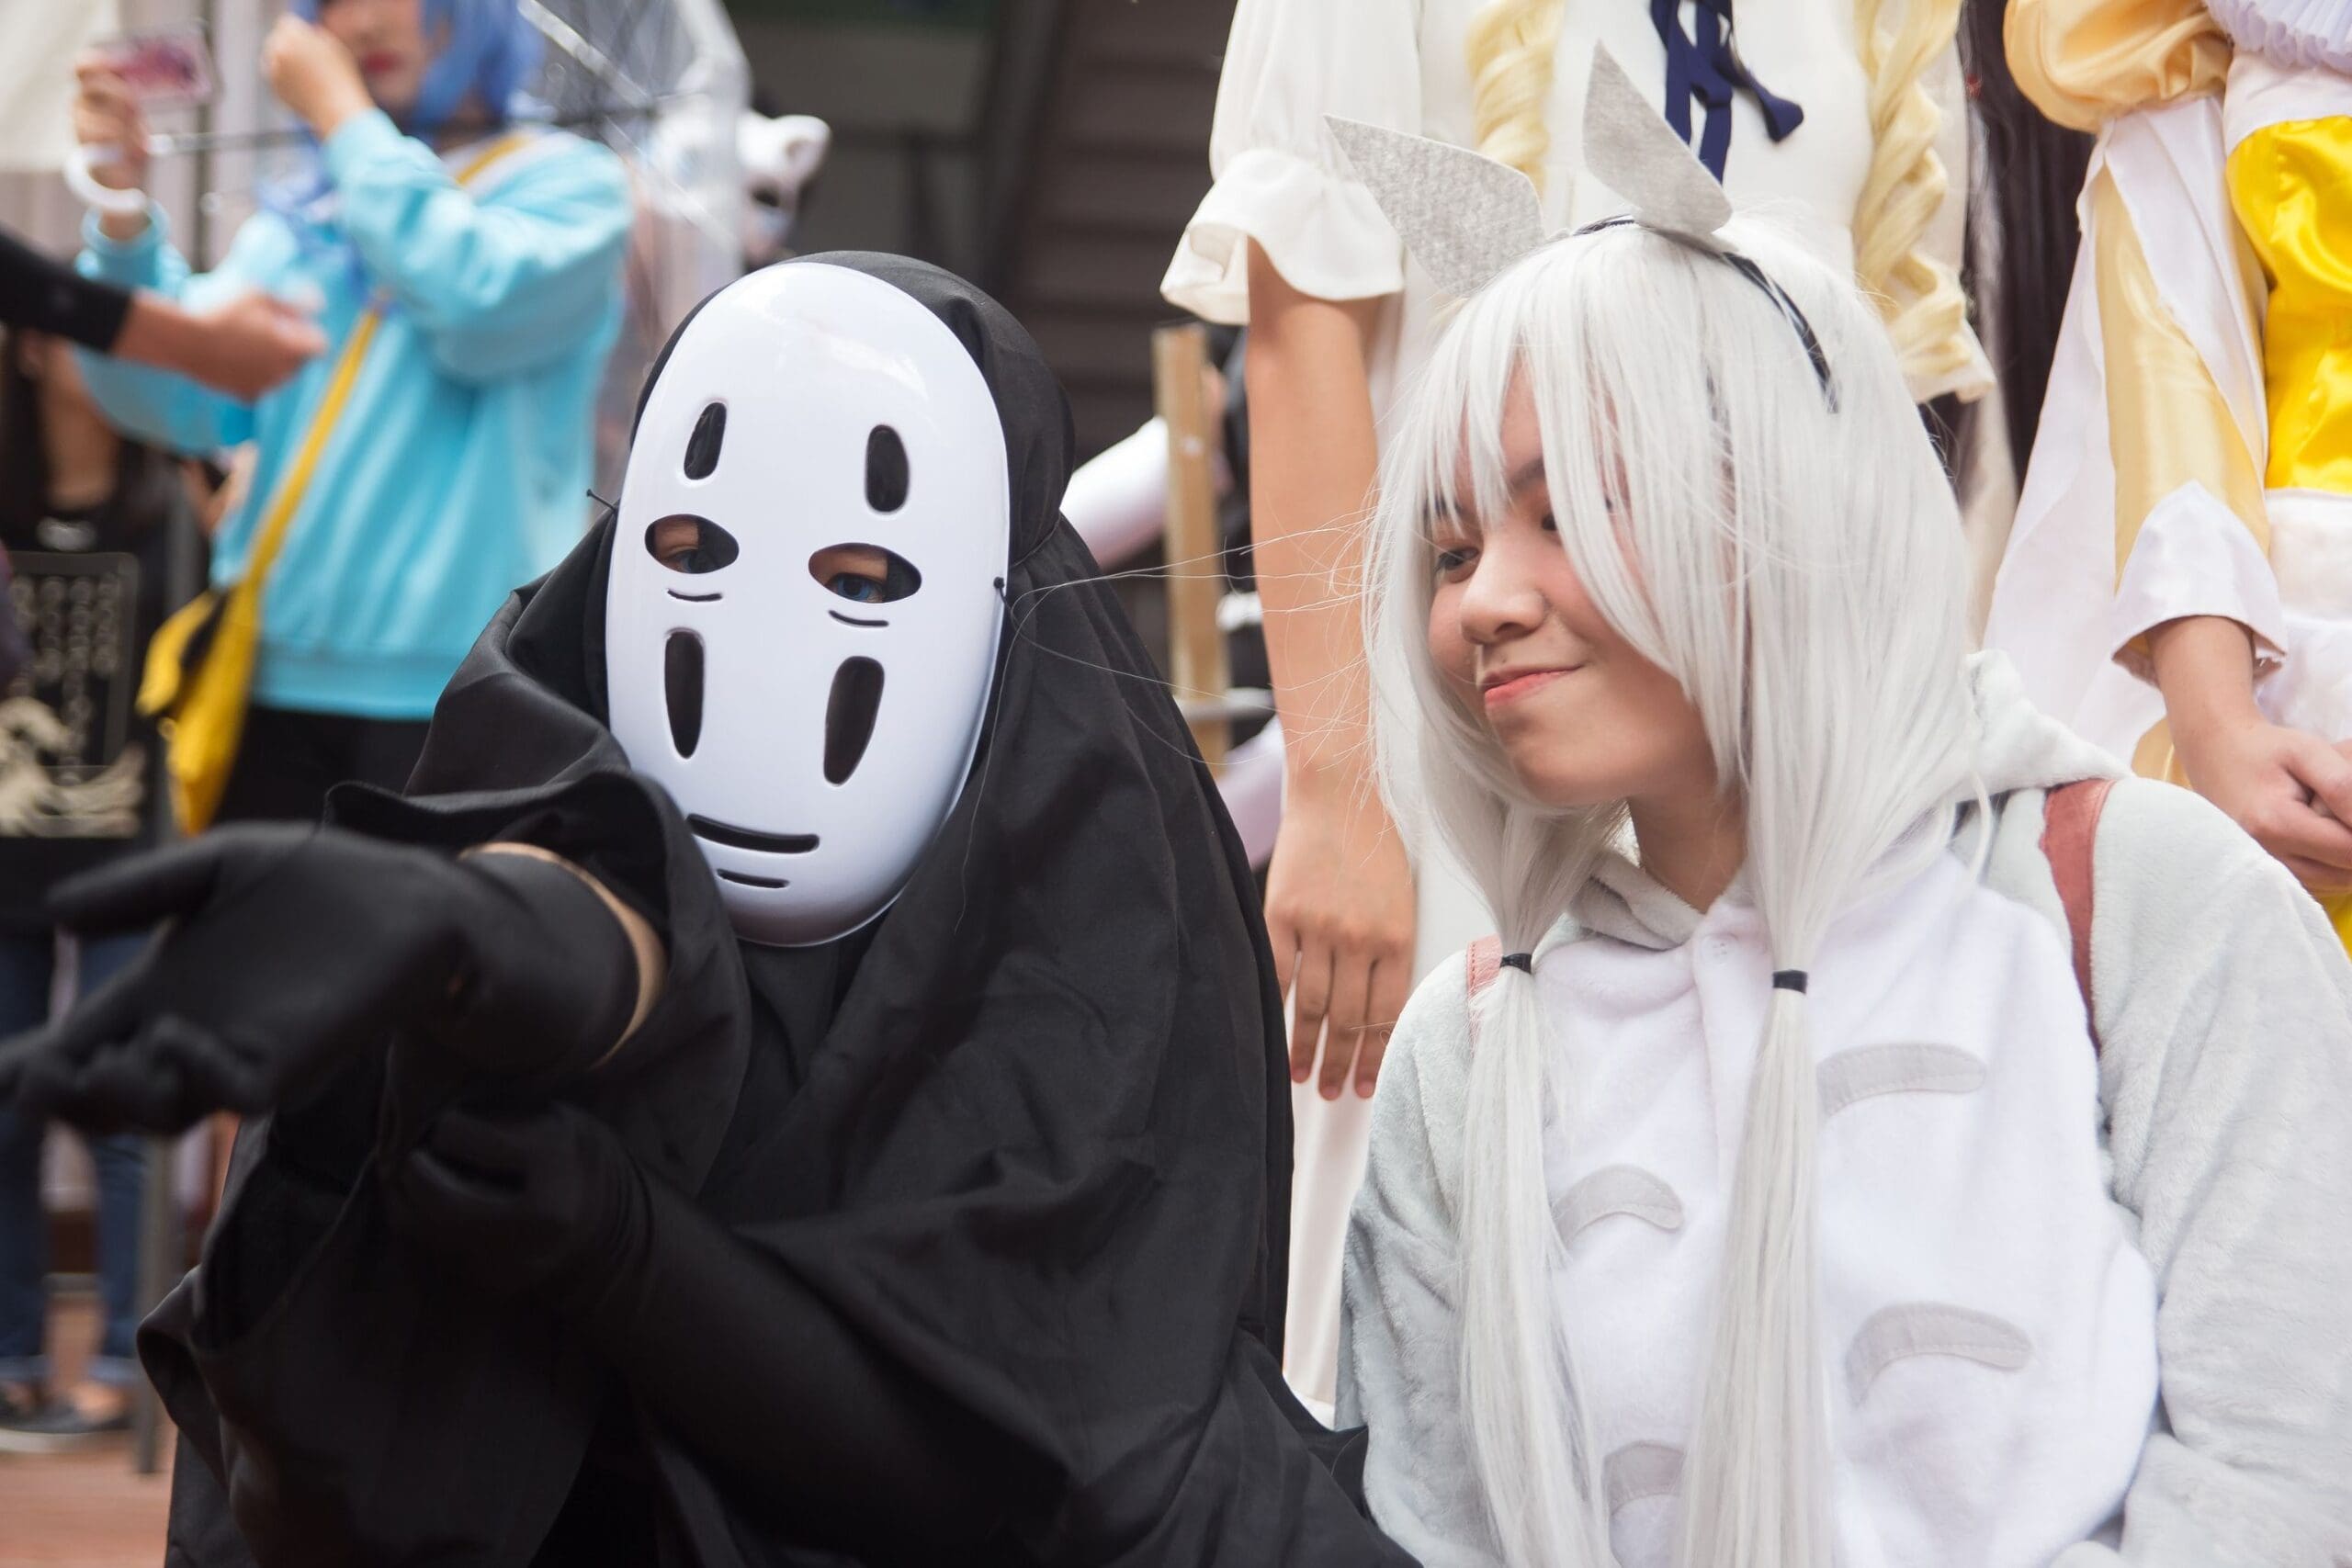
[1337,656,2352,1566]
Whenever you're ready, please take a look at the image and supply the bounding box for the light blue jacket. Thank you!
[77,110,629,720]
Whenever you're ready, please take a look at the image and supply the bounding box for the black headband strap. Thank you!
[1721,252,1835,404]
[1573,216,1836,407]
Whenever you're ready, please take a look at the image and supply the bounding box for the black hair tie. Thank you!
[1498,952,1533,975]
[1771,969,1808,994]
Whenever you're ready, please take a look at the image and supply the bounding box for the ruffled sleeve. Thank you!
[2206,0,2352,73]
[2005,0,2233,131]
[1161,0,1425,322]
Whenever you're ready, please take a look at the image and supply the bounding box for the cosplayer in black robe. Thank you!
[0,254,1409,1567]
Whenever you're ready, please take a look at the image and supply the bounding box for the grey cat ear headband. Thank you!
[1324,46,1834,402]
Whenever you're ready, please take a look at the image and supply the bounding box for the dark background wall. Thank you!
[726,0,1236,457]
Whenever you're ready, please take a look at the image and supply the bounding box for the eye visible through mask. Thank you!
[809,544,922,606]
[648,515,740,574]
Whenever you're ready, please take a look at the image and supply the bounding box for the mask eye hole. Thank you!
[684,402,726,480]
[866,425,909,513]
[647,515,740,574]
[808,543,921,604]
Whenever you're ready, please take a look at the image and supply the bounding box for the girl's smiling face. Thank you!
[1426,378,1716,812]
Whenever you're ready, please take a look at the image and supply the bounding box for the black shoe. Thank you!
[0,1379,40,1425]
[0,1388,131,1454]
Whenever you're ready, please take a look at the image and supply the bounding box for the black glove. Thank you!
[0,824,642,1134]
[382,1102,646,1308]
[386,1104,1005,1554]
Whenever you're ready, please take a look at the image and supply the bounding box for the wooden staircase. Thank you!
[981,0,1236,458]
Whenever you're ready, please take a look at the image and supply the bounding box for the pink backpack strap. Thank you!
[2040,777,2115,1049]
[1466,934,1503,1003]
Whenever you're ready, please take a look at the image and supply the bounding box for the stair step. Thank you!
[1024,312,1156,383]
[1039,153,1211,233]
[1015,229,1192,310]
[1057,65,1220,154]
[1067,0,1238,56]
[1069,33,1227,74]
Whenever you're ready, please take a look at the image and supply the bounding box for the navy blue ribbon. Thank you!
[1649,0,1805,181]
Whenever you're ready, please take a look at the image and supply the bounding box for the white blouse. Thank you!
[1161,0,1982,418]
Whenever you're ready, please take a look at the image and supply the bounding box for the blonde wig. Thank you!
[1852,0,1976,392]
[1467,0,1570,191]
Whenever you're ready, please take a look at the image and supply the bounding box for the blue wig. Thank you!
[294,0,544,133]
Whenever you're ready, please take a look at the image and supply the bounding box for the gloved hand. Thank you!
[384,1102,1007,1552]
[382,1103,648,1312]
[0,824,644,1134]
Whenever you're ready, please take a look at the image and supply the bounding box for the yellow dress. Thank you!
[2233,111,2352,942]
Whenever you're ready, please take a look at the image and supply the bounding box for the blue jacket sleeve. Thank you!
[74,205,263,454]
[322,112,631,386]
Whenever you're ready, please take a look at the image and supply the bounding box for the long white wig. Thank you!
[1365,219,1980,1567]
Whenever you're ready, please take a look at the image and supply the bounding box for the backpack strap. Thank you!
[2039,777,2116,1049]
[1466,934,1504,1005]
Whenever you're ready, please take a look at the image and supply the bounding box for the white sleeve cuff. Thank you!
[2109,479,2288,681]
[1160,146,1406,323]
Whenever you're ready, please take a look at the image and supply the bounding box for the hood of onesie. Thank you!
[1570,652,2126,953]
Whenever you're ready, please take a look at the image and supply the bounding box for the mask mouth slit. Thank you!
[717,870,786,888]
[665,631,705,758]
[689,817,818,854]
[825,657,884,784]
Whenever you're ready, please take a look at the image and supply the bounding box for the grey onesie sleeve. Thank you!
[2066,781,2352,1565]
[1335,958,1501,1567]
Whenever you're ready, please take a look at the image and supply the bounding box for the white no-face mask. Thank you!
[605,263,1011,946]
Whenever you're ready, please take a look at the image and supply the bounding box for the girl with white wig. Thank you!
[1162,0,1993,1420]
[1337,87,2352,1568]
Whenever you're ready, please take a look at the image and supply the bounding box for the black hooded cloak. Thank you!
[141,254,1407,1568]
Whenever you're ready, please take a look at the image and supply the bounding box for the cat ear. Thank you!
[1580,44,1734,252]
[1324,116,1548,298]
